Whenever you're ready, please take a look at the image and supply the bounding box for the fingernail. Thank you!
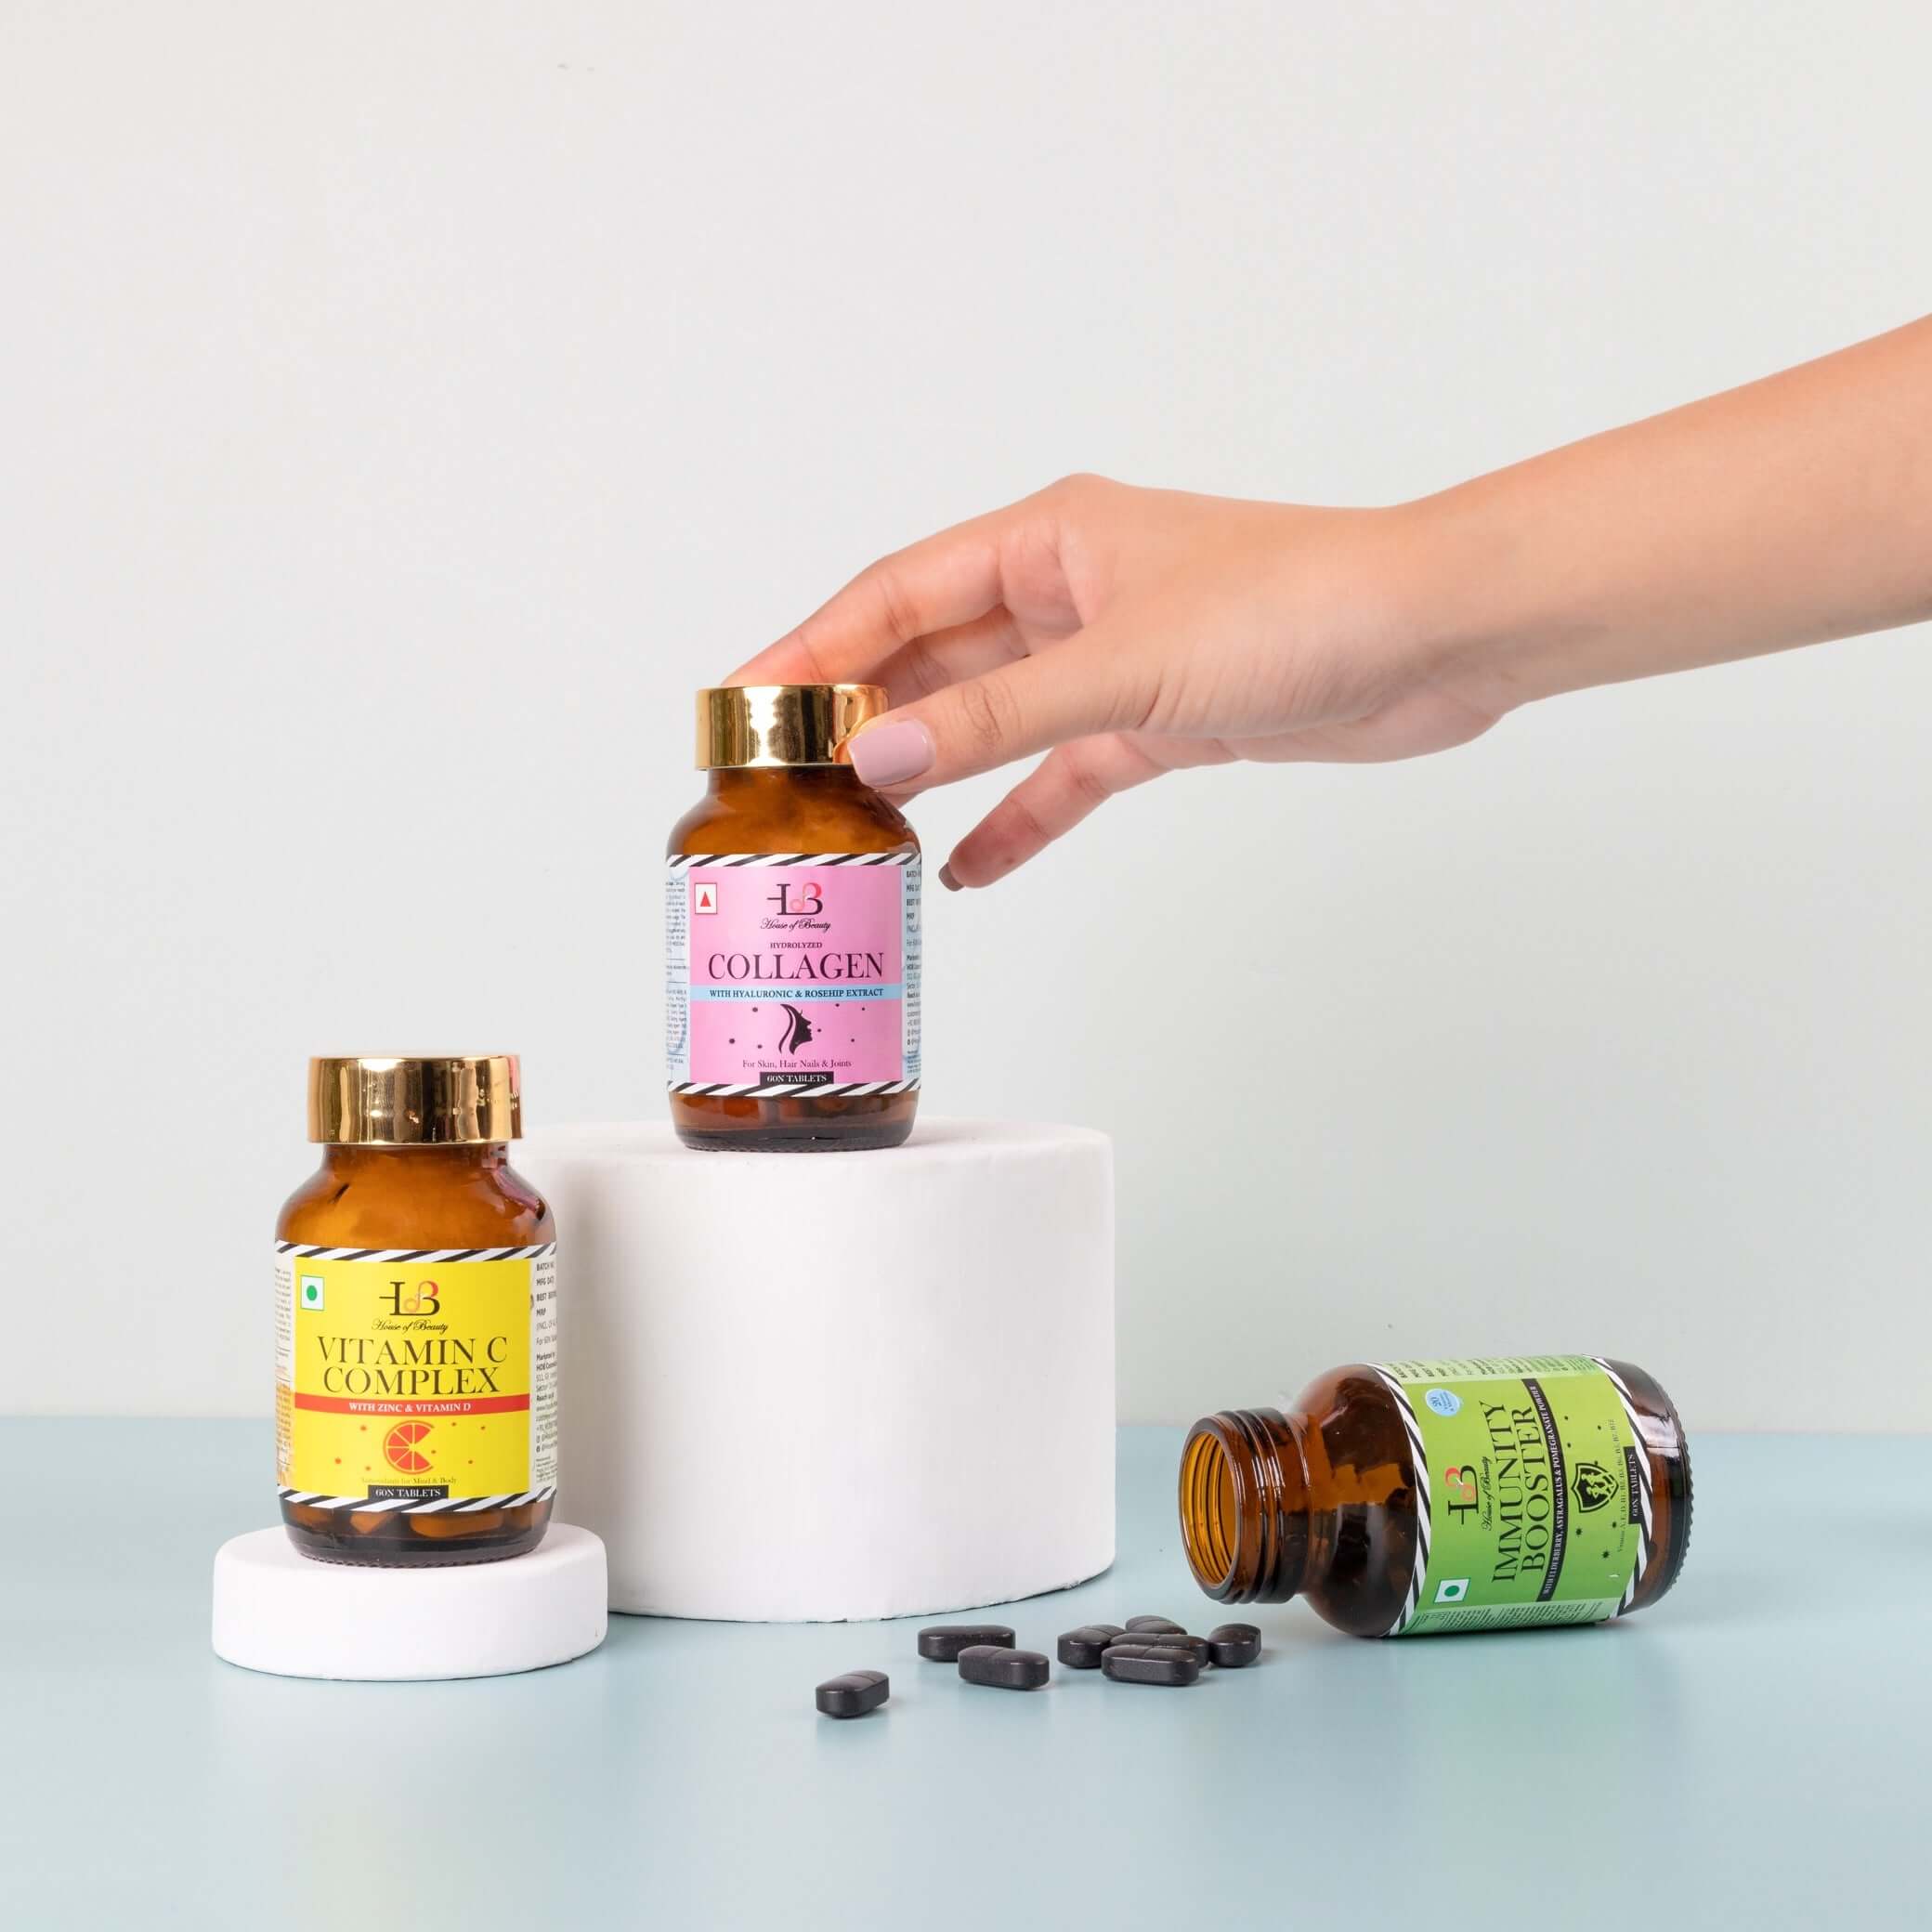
[849,719,935,789]
[938,863,961,892]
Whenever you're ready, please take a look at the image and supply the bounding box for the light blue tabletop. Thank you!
[4,1421,1925,1929]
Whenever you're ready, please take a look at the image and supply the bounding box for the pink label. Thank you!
[665,855,921,1097]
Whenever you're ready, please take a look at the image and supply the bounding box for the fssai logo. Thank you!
[1571,1459,1620,1513]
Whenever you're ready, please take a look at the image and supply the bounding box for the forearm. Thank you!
[746,317,1932,883]
[1409,315,1932,711]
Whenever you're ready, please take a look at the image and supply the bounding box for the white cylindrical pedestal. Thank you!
[212,1524,608,1680]
[520,1119,1115,1622]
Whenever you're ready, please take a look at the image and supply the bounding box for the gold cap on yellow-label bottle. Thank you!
[307,1055,522,1145]
[697,685,887,768]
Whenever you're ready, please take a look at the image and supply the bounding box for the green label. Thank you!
[1376,1356,1647,1637]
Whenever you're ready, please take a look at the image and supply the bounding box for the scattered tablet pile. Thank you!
[814,1615,1262,1716]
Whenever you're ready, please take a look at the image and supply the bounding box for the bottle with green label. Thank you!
[1178,1356,1690,1637]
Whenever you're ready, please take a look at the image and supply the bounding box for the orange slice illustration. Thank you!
[383,1420,433,1474]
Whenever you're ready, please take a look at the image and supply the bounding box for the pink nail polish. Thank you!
[849,719,935,790]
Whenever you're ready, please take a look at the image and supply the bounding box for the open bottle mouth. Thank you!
[1180,1427,1240,1595]
[1177,1406,1309,1605]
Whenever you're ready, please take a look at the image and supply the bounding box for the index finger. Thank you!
[726,500,1022,688]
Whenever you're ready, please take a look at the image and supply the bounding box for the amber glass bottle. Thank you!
[276,1055,558,1566]
[666,685,922,1152]
[1180,1355,1690,1637]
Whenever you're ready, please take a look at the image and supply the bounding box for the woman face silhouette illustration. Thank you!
[777,1002,815,1055]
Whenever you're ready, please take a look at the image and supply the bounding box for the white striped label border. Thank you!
[1592,1357,1657,1612]
[1372,1365,1434,1635]
[669,1077,920,1100]
[666,849,917,868]
[273,1241,556,1262]
[280,1483,555,1516]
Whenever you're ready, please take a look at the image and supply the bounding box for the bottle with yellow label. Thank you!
[276,1055,558,1566]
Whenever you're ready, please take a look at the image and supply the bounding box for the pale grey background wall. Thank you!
[5,1,1928,1427]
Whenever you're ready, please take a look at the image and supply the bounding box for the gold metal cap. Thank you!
[697,685,887,768]
[307,1055,522,1145]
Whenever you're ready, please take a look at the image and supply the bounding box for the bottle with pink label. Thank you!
[666,685,921,1152]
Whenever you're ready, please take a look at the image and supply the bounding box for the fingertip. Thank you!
[723,636,813,687]
[939,843,1023,891]
[849,717,936,790]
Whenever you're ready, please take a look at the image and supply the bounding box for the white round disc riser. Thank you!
[521,1119,1116,1622]
[212,1523,608,1680]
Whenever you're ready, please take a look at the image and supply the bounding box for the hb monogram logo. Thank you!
[767,880,823,916]
[382,1279,441,1316]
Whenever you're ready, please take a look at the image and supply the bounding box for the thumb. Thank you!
[846,641,1145,792]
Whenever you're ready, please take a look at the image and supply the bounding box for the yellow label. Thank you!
[274,1247,557,1501]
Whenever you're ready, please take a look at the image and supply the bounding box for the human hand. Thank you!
[730,476,1501,887]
